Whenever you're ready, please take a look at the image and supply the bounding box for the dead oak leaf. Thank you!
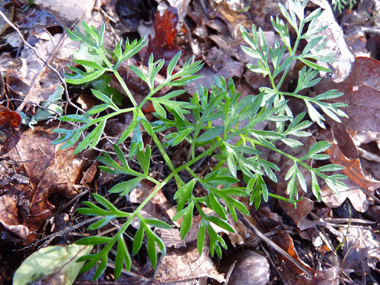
[322,144,380,212]
[326,144,380,191]
[8,125,90,233]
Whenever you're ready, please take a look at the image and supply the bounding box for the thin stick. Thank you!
[27,216,102,247]
[0,10,84,114]
[236,211,314,278]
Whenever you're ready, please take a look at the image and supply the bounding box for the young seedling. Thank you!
[54,0,348,279]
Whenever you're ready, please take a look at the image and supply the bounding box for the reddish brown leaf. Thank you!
[326,144,380,190]
[140,7,181,74]
[328,118,357,159]
[0,105,21,128]
[141,102,156,114]
[270,230,316,276]
[154,7,178,47]
[279,197,314,226]
[0,106,21,156]
[0,128,20,156]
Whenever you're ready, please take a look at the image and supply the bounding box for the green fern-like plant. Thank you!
[54,0,348,279]
[331,0,361,13]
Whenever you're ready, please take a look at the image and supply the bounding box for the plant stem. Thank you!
[97,49,138,107]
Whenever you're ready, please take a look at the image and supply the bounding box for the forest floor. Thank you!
[1,0,380,284]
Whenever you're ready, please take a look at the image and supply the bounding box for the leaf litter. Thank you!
[1,0,380,284]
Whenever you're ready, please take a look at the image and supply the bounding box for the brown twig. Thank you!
[236,211,314,278]
[0,10,85,114]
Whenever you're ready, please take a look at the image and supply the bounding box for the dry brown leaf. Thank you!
[321,144,380,212]
[0,195,29,239]
[154,240,225,284]
[337,227,380,274]
[7,125,90,233]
